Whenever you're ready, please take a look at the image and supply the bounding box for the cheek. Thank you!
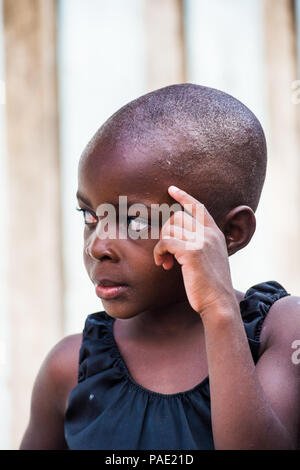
[136,249,184,290]
[83,250,93,279]
[145,263,187,306]
[83,233,94,270]
[83,249,89,267]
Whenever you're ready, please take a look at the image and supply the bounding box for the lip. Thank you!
[95,278,127,287]
[95,284,129,300]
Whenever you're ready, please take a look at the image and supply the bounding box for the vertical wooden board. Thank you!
[263,0,300,293]
[2,0,64,448]
[144,0,186,91]
[0,0,11,451]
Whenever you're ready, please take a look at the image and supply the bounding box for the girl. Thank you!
[20,84,300,450]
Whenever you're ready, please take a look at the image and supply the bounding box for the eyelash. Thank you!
[76,207,97,226]
[75,207,149,229]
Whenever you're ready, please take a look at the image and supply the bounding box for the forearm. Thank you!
[201,299,293,450]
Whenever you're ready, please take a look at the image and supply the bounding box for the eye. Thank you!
[76,207,98,226]
[127,216,150,232]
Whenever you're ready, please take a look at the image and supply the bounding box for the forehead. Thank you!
[77,138,177,207]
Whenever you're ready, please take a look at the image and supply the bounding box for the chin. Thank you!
[101,301,141,320]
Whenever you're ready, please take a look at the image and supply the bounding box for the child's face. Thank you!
[77,138,189,319]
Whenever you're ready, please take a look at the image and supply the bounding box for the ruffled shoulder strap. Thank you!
[240,280,290,363]
[78,311,117,383]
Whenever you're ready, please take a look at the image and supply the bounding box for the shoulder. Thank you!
[256,295,300,448]
[45,333,82,373]
[38,333,83,413]
[256,293,300,411]
[260,294,300,354]
[20,333,83,449]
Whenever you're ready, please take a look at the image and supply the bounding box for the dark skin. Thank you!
[20,138,300,450]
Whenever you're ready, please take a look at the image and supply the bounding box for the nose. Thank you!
[85,232,120,263]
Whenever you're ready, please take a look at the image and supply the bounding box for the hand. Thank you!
[153,185,237,317]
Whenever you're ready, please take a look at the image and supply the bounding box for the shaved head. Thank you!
[81,83,267,223]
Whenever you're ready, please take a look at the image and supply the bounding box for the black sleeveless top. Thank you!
[64,280,290,450]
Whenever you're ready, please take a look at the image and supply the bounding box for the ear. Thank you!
[221,206,256,256]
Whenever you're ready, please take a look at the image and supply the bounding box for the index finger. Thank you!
[167,185,216,227]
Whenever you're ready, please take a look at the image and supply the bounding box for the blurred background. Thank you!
[0,0,299,449]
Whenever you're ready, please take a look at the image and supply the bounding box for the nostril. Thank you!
[85,244,118,262]
[100,255,112,262]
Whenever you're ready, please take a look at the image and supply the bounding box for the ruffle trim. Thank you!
[239,280,290,362]
[240,280,290,335]
[78,310,210,399]
[78,311,124,383]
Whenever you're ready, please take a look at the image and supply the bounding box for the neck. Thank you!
[136,299,202,338]
[116,289,244,342]
[114,299,202,345]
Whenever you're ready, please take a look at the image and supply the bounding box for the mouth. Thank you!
[94,278,129,300]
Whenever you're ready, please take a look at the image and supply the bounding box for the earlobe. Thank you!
[223,206,256,256]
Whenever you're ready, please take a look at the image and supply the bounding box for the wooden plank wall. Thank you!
[263,0,300,293]
[144,0,186,91]
[1,0,299,449]
[2,0,64,448]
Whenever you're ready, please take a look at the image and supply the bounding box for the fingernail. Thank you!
[168,185,180,192]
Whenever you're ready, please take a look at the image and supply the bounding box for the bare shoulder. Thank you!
[43,333,83,412]
[260,294,300,353]
[255,295,300,449]
[20,333,82,449]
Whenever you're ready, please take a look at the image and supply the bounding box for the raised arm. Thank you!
[203,295,300,450]
[156,186,300,449]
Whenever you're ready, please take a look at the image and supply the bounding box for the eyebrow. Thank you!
[76,191,153,211]
[76,191,92,206]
